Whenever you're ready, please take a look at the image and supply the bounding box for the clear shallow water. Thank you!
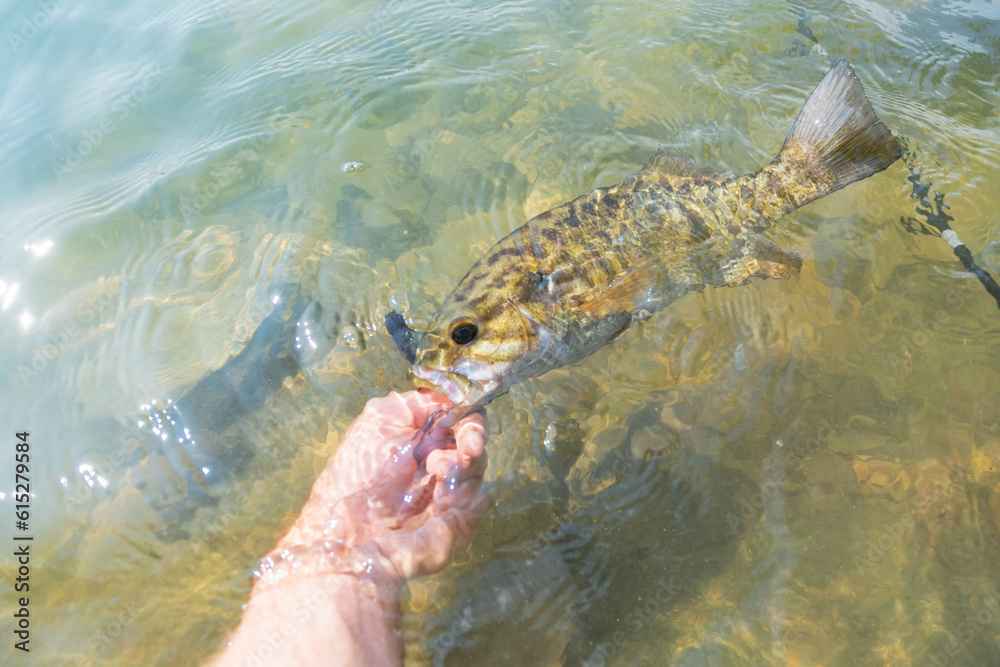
[1,0,999,664]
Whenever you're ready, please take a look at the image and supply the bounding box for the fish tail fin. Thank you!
[776,59,900,203]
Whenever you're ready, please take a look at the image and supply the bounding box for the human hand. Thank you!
[253,389,489,602]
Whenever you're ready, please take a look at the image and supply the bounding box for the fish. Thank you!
[389,59,900,422]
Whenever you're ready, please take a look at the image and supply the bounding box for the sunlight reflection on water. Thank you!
[1,0,999,664]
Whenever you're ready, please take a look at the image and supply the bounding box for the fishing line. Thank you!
[897,138,1000,312]
[778,1,999,311]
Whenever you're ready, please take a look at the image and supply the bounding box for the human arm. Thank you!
[210,390,489,666]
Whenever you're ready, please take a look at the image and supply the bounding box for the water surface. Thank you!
[1,0,999,664]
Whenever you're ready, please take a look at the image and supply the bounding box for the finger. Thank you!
[412,425,454,463]
[333,429,421,498]
[428,465,486,518]
[396,389,454,425]
[454,411,488,460]
[424,446,463,479]
[423,450,485,486]
[356,391,416,432]
[439,481,489,519]
[374,525,445,582]
[422,413,487,480]
[356,390,450,439]
[431,412,489,480]
[421,504,487,572]
[338,391,440,477]
[397,473,437,521]
[379,505,485,580]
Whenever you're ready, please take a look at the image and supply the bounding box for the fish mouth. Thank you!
[411,361,501,412]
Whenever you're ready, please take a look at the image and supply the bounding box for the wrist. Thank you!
[251,569,402,613]
[252,540,404,609]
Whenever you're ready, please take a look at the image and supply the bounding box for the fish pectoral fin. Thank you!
[576,264,661,318]
[722,239,802,285]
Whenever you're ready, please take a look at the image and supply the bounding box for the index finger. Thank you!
[454,411,488,462]
[424,410,488,481]
[397,389,454,426]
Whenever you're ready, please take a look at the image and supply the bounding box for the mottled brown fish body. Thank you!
[405,60,901,417]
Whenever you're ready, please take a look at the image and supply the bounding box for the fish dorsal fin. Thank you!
[639,148,736,182]
[576,264,661,318]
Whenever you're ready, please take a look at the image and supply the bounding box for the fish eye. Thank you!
[450,321,478,345]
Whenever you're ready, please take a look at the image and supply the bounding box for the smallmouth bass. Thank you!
[389,60,900,422]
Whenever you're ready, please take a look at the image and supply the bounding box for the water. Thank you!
[1,0,999,664]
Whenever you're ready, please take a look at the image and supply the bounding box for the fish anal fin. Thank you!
[750,240,802,280]
[577,264,661,317]
[723,240,802,286]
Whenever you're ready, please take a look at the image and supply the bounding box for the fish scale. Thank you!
[393,60,902,422]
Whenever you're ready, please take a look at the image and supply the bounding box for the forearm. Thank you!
[210,574,403,667]
[210,391,488,666]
